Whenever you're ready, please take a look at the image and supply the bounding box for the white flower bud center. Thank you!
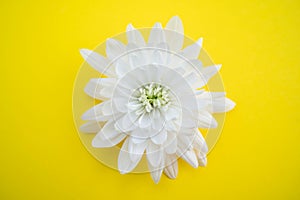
[137,83,170,113]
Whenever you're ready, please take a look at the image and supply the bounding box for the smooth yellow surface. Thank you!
[1,0,300,199]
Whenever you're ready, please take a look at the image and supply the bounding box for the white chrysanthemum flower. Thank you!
[79,16,235,183]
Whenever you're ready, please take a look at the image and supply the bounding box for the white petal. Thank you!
[112,97,129,113]
[165,107,179,121]
[151,109,164,130]
[126,24,146,47]
[207,97,236,113]
[147,156,164,184]
[146,142,163,167]
[199,64,222,84]
[128,51,145,69]
[165,16,184,52]
[193,129,208,154]
[148,23,166,45]
[149,165,163,184]
[92,121,126,148]
[165,120,178,131]
[177,134,194,152]
[138,112,151,128]
[106,38,126,60]
[128,137,148,162]
[118,137,142,174]
[181,38,203,59]
[81,100,112,121]
[163,154,178,179]
[197,111,218,128]
[171,59,203,76]
[195,150,207,166]
[181,150,199,168]
[115,58,131,78]
[151,129,167,145]
[180,109,198,128]
[131,127,152,141]
[79,49,115,76]
[80,121,103,133]
[183,72,206,89]
[130,136,146,144]
[115,112,139,132]
[164,132,177,154]
[84,78,115,100]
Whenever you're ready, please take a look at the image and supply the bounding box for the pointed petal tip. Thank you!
[91,138,98,148]
[215,64,222,71]
[152,175,161,184]
[226,98,236,111]
[199,159,207,167]
[182,151,199,168]
[168,15,182,23]
[126,23,134,31]
[153,22,163,29]
[211,118,218,128]
[119,170,128,175]
[79,48,91,58]
[198,154,207,167]
[197,38,203,46]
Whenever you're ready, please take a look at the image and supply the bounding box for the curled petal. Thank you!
[163,153,178,179]
[181,150,198,168]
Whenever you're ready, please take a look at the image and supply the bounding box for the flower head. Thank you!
[79,16,235,183]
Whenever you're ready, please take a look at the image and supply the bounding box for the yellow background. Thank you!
[1,0,300,199]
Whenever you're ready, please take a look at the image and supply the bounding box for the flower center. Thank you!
[137,83,170,113]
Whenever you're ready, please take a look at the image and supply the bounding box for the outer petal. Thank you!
[165,16,184,52]
[81,100,113,121]
[208,97,236,113]
[126,24,146,47]
[118,137,145,174]
[181,38,203,59]
[84,78,116,100]
[181,150,199,168]
[197,91,235,113]
[193,129,208,154]
[106,38,126,60]
[80,121,103,133]
[147,155,164,184]
[148,23,166,45]
[184,72,206,89]
[128,137,148,162]
[195,150,207,167]
[197,111,218,128]
[92,120,126,148]
[164,131,177,154]
[163,153,178,179]
[146,142,163,167]
[80,49,115,76]
[199,64,222,84]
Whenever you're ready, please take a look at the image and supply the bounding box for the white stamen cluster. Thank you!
[137,83,171,113]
